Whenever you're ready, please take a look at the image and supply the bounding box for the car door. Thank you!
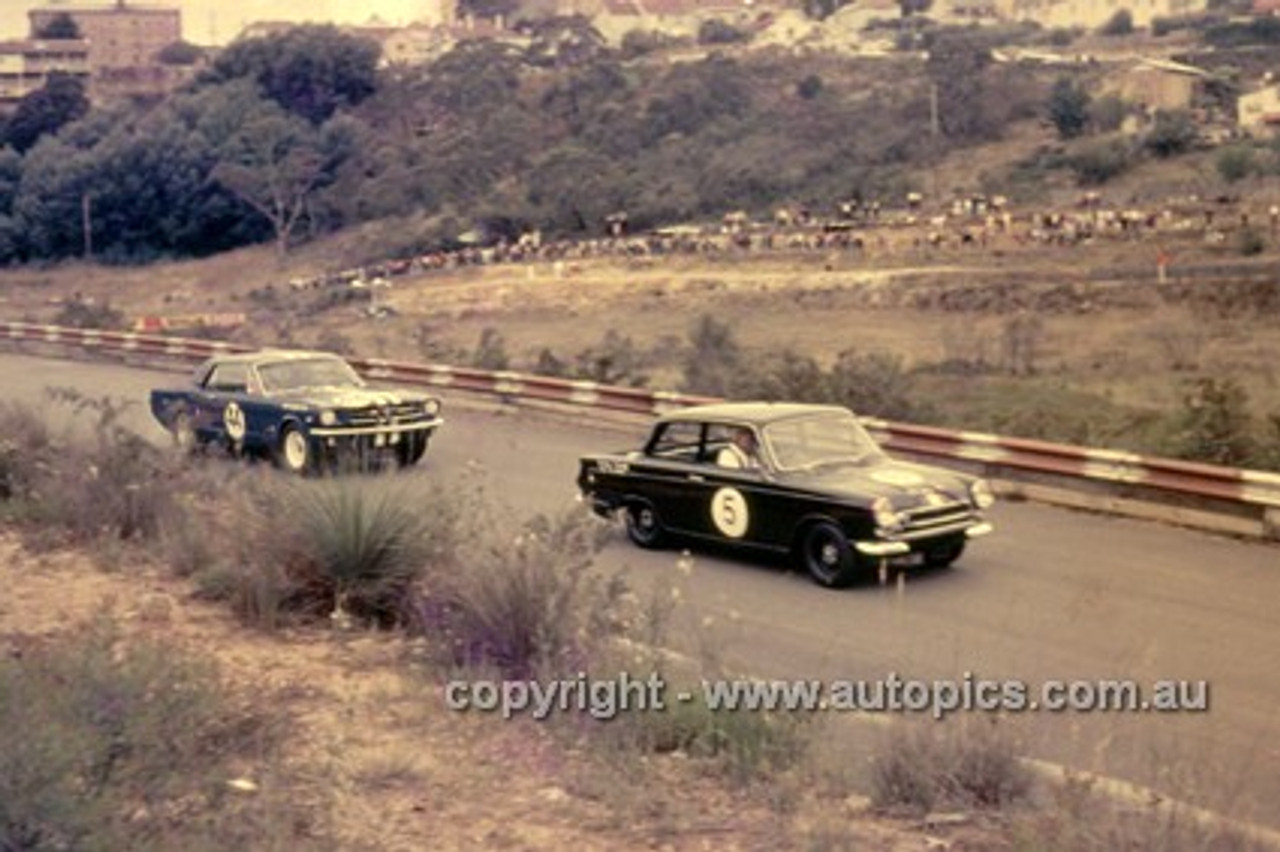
[201,363,260,449]
[630,420,710,537]
[696,422,770,545]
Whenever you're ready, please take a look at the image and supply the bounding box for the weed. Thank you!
[425,505,627,678]
[0,614,319,850]
[869,719,1032,815]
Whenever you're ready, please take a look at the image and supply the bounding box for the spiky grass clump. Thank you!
[240,476,444,628]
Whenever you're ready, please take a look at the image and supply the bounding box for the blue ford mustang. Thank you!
[150,350,444,473]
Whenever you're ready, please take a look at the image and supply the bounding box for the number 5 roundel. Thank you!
[711,487,749,538]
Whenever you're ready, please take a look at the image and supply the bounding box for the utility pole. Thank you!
[81,192,93,260]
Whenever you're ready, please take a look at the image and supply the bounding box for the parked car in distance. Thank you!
[150,350,443,474]
[577,402,994,588]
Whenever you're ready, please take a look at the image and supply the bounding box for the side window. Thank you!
[706,423,739,457]
[647,422,703,461]
[205,364,250,394]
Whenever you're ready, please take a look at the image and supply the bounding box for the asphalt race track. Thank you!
[3,352,1278,831]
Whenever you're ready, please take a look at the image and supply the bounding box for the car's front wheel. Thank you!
[799,522,860,588]
[396,432,429,468]
[276,425,312,475]
[624,501,666,549]
[924,539,965,569]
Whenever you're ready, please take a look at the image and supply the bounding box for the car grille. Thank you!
[344,402,429,426]
[897,501,977,539]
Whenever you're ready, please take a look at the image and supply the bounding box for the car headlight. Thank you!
[872,497,901,531]
[970,479,995,509]
[318,409,337,426]
[423,399,441,417]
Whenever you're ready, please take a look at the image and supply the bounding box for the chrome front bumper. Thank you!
[854,520,994,557]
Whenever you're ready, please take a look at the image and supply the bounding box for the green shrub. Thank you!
[1099,9,1134,36]
[1239,225,1265,256]
[1145,110,1198,158]
[51,297,126,330]
[1090,94,1129,133]
[1069,140,1134,186]
[1216,145,1256,183]
[0,616,310,850]
[471,327,511,371]
[682,314,743,397]
[1171,376,1256,467]
[870,720,1031,814]
[601,689,811,787]
[3,391,181,548]
[427,506,627,678]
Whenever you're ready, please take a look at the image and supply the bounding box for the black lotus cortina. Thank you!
[577,403,994,588]
[150,350,443,473]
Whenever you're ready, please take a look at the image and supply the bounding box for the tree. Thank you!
[205,25,380,124]
[1145,109,1197,158]
[157,40,205,66]
[34,13,80,39]
[523,15,608,69]
[1048,76,1090,139]
[211,100,335,257]
[925,31,996,142]
[1099,9,1134,36]
[3,73,89,154]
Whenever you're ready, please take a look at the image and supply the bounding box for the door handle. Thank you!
[688,474,705,483]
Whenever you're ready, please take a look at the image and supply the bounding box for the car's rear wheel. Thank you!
[396,432,429,468]
[924,539,965,569]
[276,425,311,475]
[172,408,198,454]
[800,522,860,588]
[625,501,666,549]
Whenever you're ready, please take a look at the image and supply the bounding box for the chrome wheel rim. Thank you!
[283,431,308,471]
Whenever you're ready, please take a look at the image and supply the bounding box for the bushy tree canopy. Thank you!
[4,73,89,154]
[204,25,381,124]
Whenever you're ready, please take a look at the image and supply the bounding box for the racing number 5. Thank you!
[711,487,749,539]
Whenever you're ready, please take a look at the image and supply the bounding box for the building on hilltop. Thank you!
[26,1,185,102]
[1238,84,1280,136]
[29,1,181,70]
[0,36,91,109]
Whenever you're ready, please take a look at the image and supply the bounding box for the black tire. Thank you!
[396,432,429,468]
[799,521,860,588]
[624,501,666,549]
[275,424,312,475]
[924,539,965,569]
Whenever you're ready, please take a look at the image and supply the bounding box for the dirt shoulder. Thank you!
[0,535,1010,851]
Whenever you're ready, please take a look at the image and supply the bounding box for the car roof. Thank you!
[202,349,346,368]
[660,402,851,427]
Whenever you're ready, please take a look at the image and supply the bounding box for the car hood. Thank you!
[776,458,974,508]
[273,386,433,410]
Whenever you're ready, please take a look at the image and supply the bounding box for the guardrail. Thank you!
[4,320,1280,539]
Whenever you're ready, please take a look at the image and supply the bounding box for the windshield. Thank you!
[257,358,364,392]
[763,412,885,471]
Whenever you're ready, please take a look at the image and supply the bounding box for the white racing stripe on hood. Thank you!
[869,468,925,488]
